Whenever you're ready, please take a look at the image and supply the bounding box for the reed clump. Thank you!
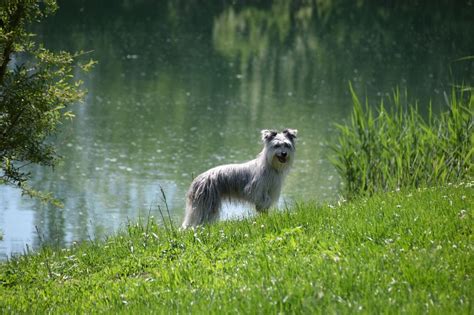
[331,84,473,198]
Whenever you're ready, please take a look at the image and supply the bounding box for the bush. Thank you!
[0,0,94,202]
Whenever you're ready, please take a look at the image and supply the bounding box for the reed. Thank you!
[330,84,473,198]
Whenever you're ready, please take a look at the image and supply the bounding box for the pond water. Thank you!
[0,1,473,258]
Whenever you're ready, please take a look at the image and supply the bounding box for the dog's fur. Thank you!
[182,128,297,228]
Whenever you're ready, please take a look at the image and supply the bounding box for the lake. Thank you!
[0,1,473,258]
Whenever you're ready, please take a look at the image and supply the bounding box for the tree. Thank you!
[0,0,94,203]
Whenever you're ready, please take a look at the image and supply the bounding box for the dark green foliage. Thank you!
[0,0,94,202]
[331,83,473,198]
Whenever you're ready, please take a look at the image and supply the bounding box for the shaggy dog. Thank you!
[182,128,297,228]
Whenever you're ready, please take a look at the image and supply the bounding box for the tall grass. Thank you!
[331,84,473,198]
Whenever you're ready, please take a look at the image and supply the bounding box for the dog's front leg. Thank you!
[255,193,272,213]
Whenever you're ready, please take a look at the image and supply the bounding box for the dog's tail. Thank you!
[181,176,221,228]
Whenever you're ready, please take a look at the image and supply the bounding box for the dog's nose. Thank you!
[281,151,287,157]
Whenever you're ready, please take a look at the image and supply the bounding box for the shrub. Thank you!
[0,0,95,203]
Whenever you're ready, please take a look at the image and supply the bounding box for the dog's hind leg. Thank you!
[207,198,222,223]
[181,204,198,229]
[182,193,222,228]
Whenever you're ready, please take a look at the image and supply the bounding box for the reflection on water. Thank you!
[1,1,473,258]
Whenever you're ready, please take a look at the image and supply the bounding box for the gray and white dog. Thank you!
[182,128,297,228]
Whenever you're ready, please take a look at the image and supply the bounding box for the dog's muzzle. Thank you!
[276,152,288,163]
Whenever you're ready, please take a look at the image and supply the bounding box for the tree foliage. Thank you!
[0,0,93,202]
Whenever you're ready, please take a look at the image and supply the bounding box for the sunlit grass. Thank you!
[0,183,472,313]
[330,84,473,198]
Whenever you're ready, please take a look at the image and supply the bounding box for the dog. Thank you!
[181,128,297,228]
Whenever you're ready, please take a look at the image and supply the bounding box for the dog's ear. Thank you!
[283,128,298,141]
[261,129,277,142]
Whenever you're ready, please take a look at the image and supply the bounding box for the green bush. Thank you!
[0,0,95,203]
[331,84,473,198]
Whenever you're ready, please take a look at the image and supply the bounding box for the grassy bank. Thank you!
[0,183,472,313]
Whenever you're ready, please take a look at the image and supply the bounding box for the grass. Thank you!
[330,85,473,198]
[0,182,472,314]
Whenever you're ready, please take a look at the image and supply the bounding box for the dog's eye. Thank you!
[274,144,281,148]
[284,143,291,149]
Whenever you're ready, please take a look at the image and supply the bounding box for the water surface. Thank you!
[1,1,473,258]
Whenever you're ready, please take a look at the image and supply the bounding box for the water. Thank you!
[1,1,473,258]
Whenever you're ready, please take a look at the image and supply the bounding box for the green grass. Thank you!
[0,182,472,314]
[331,85,473,198]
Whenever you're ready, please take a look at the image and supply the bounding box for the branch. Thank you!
[1,107,26,138]
[0,3,25,85]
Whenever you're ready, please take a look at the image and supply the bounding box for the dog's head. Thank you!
[261,128,297,170]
